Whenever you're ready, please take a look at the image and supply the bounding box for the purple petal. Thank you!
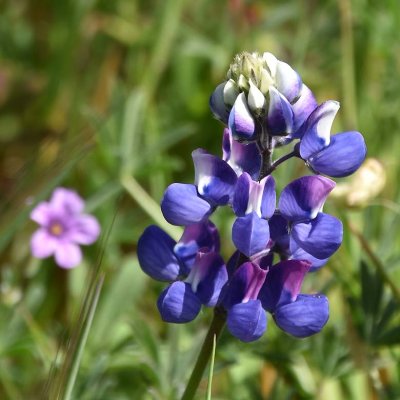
[274,61,302,103]
[161,183,212,226]
[292,213,343,259]
[186,251,228,307]
[157,281,201,323]
[289,239,328,271]
[222,128,261,180]
[30,202,52,225]
[50,187,85,215]
[232,212,270,257]
[137,225,181,281]
[222,262,268,309]
[209,82,230,123]
[291,84,318,136]
[259,260,310,312]
[174,221,220,270]
[193,149,237,206]
[279,175,335,222]
[267,86,294,136]
[54,241,82,269]
[233,173,276,219]
[299,101,340,159]
[232,172,251,217]
[68,215,101,245]
[308,131,367,177]
[228,93,258,142]
[31,229,58,258]
[274,294,329,338]
[227,300,267,342]
[260,175,276,219]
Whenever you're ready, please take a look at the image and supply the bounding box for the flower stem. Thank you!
[181,307,227,400]
[259,147,273,180]
[263,150,298,177]
[258,132,274,180]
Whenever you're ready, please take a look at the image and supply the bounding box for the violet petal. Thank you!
[279,175,336,223]
[274,61,302,103]
[292,212,343,259]
[193,149,237,206]
[161,183,212,226]
[31,229,58,258]
[54,241,82,269]
[308,131,367,177]
[299,100,340,159]
[259,259,311,312]
[267,86,294,136]
[227,300,267,342]
[274,294,329,338]
[222,128,261,180]
[174,220,220,270]
[157,281,201,323]
[228,93,258,142]
[232,212,270,257]
[187,251,228,307]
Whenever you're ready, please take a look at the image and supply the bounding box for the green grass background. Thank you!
[0,0,400,398]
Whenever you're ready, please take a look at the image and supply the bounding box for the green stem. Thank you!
[258,132,274,180]
[181,307,227,400]
[263,150,297,177]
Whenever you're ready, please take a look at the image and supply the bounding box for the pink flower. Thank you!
[30,188,100,268]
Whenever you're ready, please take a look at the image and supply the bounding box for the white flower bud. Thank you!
[223,79,240,106]
[263,52,278,78]
[248,80,265,115]
[259,68,273,95]
[237,74,249,91]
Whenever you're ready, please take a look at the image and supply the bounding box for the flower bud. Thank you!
[248,80,266,115]
[211,51,309,139]
[223,79,239,106]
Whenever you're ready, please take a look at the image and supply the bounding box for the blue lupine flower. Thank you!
[161,149,237,226]
[268,213,328,271]
[222,261,268,342]
[233,172,276,218]
[259,259,329,338]
[299,101,367,177]
[158,251,227,322]
[138,221,227,323]
[232,212,271,257]
[278,175,343,260]
[138,221,220,281]
[231,173,276,258]
[162,128,264,227]
[136,50,367,346]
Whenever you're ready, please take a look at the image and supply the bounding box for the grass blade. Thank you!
[206,334,216,400]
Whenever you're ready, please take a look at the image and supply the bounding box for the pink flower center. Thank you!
[49,222,64,236]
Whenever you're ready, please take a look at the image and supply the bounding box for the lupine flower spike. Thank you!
[137,51,366,348]
[30,187,101,269]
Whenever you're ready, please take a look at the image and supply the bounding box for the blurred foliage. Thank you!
[0,0,400,399]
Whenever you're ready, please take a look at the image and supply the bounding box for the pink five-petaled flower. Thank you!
[30,187,101,269]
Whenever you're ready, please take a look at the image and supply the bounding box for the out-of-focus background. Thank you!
[1,0,400,399]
